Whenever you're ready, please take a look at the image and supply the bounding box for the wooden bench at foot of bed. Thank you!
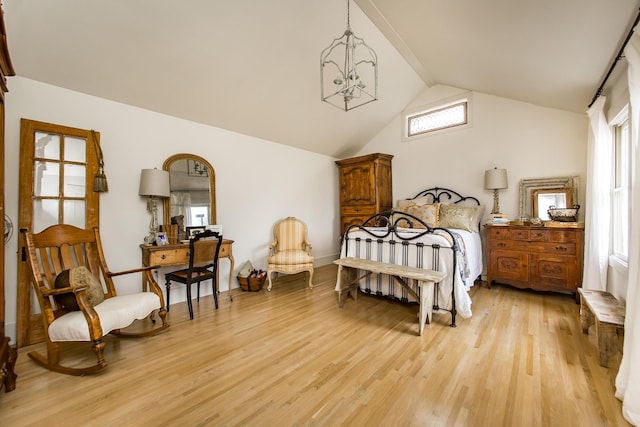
[578,288,625,367]
[333,257,447,336]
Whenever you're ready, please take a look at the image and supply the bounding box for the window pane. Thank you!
[190,206,209,226]
[408,102,467,136]
[35,132,60,160]
[64,136,87,163]
[33,161,60,197]
[33,199,59,232]
[63,164,86,197]
[612,189,628,257]
[63,200,86,228]
[612,118,630,260]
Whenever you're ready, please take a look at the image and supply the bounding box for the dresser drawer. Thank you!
[487,227,529,241]
[341,205,377,215]
[488,239,576,255]
[529,228,577,242]
[147,247,190,265]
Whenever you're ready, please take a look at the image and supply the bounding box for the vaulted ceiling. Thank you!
[4,1,639,158]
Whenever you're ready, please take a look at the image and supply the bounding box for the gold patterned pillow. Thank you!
[439,204,484,232]
[54,266,105,311]
[393,203,439,228]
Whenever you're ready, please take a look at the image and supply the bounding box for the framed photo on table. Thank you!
[156,232,169,245]
[186,226,206,238]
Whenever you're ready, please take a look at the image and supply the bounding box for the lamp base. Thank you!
[491,189,501,215]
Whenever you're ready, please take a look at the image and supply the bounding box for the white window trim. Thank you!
[609,104,630,265]
[401,92,473,142]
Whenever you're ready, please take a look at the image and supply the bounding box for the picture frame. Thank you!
[156,232,169,246]
[186,226,206,238]
[187,159,209,177]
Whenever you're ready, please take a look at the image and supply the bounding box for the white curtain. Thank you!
[616,29,640,426]
[170,192,191,224]
[583,96,612,291]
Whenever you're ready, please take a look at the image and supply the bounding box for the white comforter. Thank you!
[339,227,482,318]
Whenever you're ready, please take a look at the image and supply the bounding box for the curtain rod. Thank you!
[588,8,640,108]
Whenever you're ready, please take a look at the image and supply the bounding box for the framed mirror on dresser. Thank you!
[0,4,17,392]
[519,176,579,220]
[140,153,235,302]
[162,153,216,241]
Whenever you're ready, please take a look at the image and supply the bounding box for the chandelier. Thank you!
[320,0,378,111]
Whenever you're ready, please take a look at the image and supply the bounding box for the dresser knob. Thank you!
[161,254,166,260]
[497,242,506,247]
[555,246,567,252]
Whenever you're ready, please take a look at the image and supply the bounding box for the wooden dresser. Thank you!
[485,224,584,296]
[335,153,393,235]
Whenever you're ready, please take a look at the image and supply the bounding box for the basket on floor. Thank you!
[237,275,266,292]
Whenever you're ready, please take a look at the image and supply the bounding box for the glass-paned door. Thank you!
[17,119,101,346]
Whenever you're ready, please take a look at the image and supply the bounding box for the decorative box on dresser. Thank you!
[0,4,17,392]
[485,224,584,296]
[335,153,393,235]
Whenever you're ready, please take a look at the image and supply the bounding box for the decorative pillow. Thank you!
[393,203,439,228]
[439,204,484,232]
[54,266,105,311]
[396,195,434,209]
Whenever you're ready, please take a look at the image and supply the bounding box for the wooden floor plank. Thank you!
[0,264,630,426]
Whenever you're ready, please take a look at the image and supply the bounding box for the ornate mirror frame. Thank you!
[162,153,216,227]
[519,176,579,219]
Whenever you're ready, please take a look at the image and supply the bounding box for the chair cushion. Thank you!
[48,292,161,342]
[268,249,313,265]
[54,266,105,310]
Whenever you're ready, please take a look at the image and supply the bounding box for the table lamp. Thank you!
[484,167,508,215]
[139,168,171,244]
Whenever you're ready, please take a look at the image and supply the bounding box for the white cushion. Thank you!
[48,292,161,342]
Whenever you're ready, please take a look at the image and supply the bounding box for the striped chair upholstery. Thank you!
[266,217,314,291]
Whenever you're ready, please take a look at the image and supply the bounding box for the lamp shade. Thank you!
[139,169,170,197]
[484,168,508,190]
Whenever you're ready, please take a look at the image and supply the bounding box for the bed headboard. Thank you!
[405,187,480,207]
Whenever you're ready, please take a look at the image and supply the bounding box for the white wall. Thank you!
[360,85,588,221]
[359,84,588,280]
[3,77,341,342]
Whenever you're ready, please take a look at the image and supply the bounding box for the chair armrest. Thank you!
[268,241,277,255]
[42,286,102,337]
[41,285,90,296]
[106,265,160,278]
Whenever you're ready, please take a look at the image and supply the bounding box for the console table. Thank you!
[140,239,235,302]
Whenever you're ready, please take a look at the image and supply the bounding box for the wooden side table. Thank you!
[140,239,235,302]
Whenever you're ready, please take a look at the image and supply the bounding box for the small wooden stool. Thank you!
[578,288,625,367]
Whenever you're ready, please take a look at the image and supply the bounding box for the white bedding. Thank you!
[338,226,482,319]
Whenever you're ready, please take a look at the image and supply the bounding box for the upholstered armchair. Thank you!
[266,217,314,291]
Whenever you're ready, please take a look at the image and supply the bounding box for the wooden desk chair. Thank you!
[22,225,169,376]
[267,217,314,291]
[164,230,223,319]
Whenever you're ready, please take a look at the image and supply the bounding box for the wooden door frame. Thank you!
[16,119,100,347]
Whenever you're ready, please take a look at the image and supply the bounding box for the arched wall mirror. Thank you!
[162,154,216,239]
[519,176,579,220]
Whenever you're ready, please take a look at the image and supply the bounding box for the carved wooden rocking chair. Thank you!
[22,224,169,375]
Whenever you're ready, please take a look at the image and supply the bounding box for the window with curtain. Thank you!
[611,110,630,262]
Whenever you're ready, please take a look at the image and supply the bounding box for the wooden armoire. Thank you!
[0,4,16,392]
[335,153,393,235]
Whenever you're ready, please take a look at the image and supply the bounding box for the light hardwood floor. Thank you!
[0,265,629,426]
